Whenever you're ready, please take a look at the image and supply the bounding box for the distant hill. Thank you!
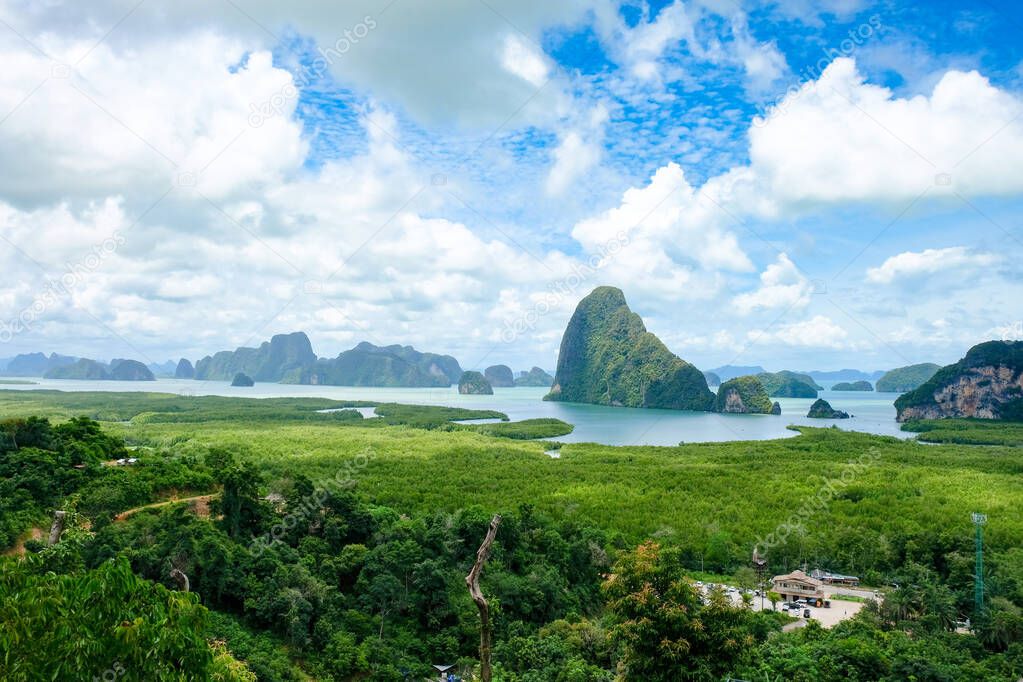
[756,371,821,398]
[286,341,462,388]
[806,369,885,382]
[708,365,766,383]
[515,367,554,387]
[876,363,941,393]
[545,287,714,410]
[110,359,156,381]
[702,371,721,387]
[194,332,318,382]
[896,342,1023,421]
[4,352,78,377]
[45,358,111,380]
[43,357,154,381]
[484,365,515,387]
[832,380,873,391]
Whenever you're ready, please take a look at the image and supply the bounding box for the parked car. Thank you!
[803,608,811,618]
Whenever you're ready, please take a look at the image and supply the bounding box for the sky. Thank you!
[0,0,1021,373]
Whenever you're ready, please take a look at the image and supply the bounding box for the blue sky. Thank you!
[0,0,1021,372]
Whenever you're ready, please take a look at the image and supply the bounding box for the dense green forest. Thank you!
[2,391,1022,680]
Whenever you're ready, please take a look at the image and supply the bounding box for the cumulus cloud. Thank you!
[546,105,608,196]
[750,58,1023,203]
[751,315,850,349]
[571,162,754,300]
[0,32,306,206]
[866,247,999,284]
[733,254,814,314]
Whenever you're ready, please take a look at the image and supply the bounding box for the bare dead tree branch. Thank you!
[465,514,501,682]
[170,568,191,593]
[47,510,66,546]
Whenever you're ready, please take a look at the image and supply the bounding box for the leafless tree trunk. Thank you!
[466,514,501,682]
[170,568,190,593]
[47,510,66,546]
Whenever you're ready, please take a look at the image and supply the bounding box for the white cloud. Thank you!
[988,321,1023,340]
[733,253,813,314]
[752,315,850,349]
[750,58,1023,203]
[0,32,306,205]
[546,105,608,196]
[570,162,754,300]
[593,0,787,92]
[500,33,550,87]
[0,0,593,129]
[866,247,999,284]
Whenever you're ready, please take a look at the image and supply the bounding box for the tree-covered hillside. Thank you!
[545,287,714,410]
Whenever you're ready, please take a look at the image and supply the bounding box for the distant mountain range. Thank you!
[804,368,886,382]
[0,336,551,389]
[3,352,78,376]
[288,341,463,388]
[707,365,766,383]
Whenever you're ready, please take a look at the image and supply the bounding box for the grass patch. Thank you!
[902,418,1023,446]
[456,417,574,439]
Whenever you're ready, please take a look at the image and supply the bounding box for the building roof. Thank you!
[772,569,823,586]
[811,569,859,581]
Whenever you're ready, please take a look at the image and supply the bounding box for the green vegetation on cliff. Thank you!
[457,370,493,395]
[756,371,820,397]
[895,342,1023,421]
[195,332,317,382]
[286,341,462,388]
[807,398,850,419]
[876,363,941,393]
[714,375,774,413]
[545,287,714,410]
[833,380,873,391]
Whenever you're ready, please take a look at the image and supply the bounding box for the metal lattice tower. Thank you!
[972,512,987,616]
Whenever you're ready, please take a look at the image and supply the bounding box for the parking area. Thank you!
[694,582,866,629]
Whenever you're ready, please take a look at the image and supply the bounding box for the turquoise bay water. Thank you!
[2,378,908,446]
